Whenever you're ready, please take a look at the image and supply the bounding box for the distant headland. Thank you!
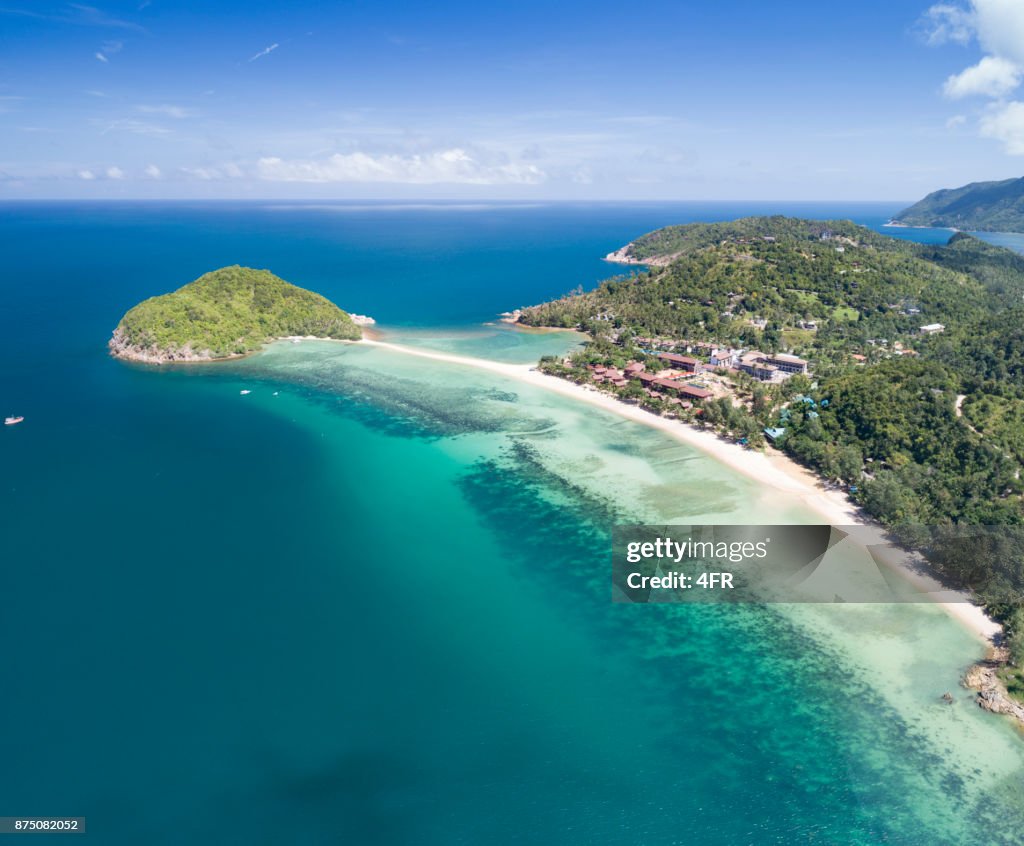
[893,176,1024,233]
[109,265,363,363]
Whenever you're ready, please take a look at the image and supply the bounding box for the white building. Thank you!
[710,348,739,367]
[918,323,945,335]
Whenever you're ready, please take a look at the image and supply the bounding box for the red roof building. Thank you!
[679,385,713,400]
[657,353,701,372]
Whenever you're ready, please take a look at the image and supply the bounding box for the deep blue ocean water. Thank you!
[2,201,1023,845]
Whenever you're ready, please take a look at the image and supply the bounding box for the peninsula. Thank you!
[109,265,361,363]
[514,216,1024,714]
[894,176,1024,233]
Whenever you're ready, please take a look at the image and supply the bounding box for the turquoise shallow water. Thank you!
[2,202,1024,844]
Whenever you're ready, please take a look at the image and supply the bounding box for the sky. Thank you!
[0,0,1022,201]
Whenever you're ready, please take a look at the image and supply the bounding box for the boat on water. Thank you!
[239,390,251,395]
[5,416,24,426]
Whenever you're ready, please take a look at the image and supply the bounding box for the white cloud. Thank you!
[106,165,125,179]
[924,1,1024,151]
[980,100,1024,153]
[137,104,193,118]
[946,114,967,128]
[925,1,1024,63]
[943,55,1021,98]
[256,148,546,185]
[78,169,96,180]
[973,0,1024,66]
[919,3,975,45]
[94,39,122,63]
[172,162,244,180]
[248,43,279,62]
[144,164,161,178]
[180,166,224,180]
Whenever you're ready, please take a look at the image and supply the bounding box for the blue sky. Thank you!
[1,0,1022,200]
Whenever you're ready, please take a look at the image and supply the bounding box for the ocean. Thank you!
[2,201,1023,845]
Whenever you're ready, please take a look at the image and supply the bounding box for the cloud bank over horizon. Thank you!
[256,149,546,185]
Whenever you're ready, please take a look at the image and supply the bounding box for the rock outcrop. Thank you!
[963,648,1024,729]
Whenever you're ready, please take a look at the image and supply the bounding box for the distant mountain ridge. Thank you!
[894,177,1024,233]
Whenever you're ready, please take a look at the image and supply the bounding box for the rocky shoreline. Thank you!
[603,243,678,267]
[107,328,233,363]
[963,647,1024,730]
[108,328,366,364]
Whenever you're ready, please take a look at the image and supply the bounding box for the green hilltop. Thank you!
[520,216,1021,349]
[110,265,361,362]
[894,176,1024,233]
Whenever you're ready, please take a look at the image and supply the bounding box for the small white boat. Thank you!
[4,415,24,426]
[239,390,251,395]
[272,392,279,396]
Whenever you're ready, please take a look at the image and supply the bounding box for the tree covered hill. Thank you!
[894,177,1024,233]
[110,265,361,362]
[621,215,903,262]
[519,217,1024,358]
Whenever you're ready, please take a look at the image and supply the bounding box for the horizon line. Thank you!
[0,197,914,205]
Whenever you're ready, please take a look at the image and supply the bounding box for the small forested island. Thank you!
[110,265,361,363]
[517,215,1024,709]
[894,176,1024,233]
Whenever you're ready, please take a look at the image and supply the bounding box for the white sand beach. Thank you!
[360,336,1001,644]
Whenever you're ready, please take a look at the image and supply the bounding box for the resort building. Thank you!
[764,353,809,375]
[630,371,712,402]
[918,323,945,335]
[710,348,739,367]
[737,350,809,381]
[656,352,701,373]
[678,384,713,401]
[737,352,778,381]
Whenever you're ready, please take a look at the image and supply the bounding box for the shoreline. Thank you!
[604,243,677,267]
[108,332,367,364]
[357,337,1001,646]
[602,242,675,266]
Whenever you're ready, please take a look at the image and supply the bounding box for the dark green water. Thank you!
[2,202,1023,844]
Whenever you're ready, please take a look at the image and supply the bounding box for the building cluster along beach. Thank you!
[362,334,1002,646]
